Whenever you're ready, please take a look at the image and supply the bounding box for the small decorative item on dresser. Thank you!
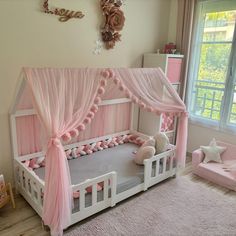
[0,174,15,209]
[163,43,176,54]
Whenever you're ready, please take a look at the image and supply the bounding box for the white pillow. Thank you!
[134,146,156,165]
[154,132,170,154]
[201,138,226,164]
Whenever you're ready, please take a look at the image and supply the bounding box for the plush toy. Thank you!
[154,132,170,154]
[136,137,145,146]
[128,134,139,143]
[134,146,156,165]
[141,137,155,148]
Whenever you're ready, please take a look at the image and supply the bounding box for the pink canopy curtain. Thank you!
[23,67,187,235]
[76,103,131,142]
[16,115,42,156]
[24,68,105,236]
[110,68,188,167]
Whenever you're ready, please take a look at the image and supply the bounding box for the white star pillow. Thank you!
[200,138,226,164]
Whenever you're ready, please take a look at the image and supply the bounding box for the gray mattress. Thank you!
[34,143,165,212]
[34,143,145,194]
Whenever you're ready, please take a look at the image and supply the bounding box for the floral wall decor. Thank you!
[43,0,85,22]
[100,0,125,49]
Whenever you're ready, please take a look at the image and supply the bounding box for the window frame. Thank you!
[187,0,236,133]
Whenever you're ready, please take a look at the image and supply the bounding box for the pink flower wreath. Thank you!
[100,0,125,49]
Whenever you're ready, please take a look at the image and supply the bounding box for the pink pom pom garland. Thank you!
[101,70,110,79]
[146,106,154,113]
[97,86,105,95]
[87,111,95,119]
[113,77,119,85]
[94,97,102,104]
[100,79,107,87]
[70,129,79,138]
[62,132,72,142]
[91,104,99,113]
[131,96,139,104]
[108,69,115,78]
[83,117,92,125]
[119,84,125,91]
[78,124,86,131]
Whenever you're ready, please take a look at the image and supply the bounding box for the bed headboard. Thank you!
[10,91,138,161]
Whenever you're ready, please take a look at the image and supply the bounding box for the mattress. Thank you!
[34,143,145,194]
[34,143,165,212]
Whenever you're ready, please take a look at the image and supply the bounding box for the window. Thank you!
[187,0,236,132]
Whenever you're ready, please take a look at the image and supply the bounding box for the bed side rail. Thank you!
[70,171,117,224]
[14,159,44,215]
[143,146,176,190]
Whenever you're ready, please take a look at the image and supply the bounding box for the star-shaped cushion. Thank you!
[200,138,226,164]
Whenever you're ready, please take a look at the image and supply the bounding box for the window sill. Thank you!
[189,117,236,136]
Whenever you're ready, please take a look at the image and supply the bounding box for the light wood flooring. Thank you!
[1,158,236,236]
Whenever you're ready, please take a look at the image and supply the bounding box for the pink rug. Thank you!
[65,176,236,236]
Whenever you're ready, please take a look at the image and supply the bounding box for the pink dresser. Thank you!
[166,57,183,83]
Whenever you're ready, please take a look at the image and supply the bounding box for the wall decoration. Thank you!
[43,0,85,22]
[42,0,126,51]
[93,39,103,55]
[100,0,125,49]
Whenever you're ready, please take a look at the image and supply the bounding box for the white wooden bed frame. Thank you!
[10,97,177,230]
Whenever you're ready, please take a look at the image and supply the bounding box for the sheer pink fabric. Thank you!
[76,103,131,142]
[16,103,131,156]
[22,67,187,235]
[112,68,188,167]
[24,68,104,236]
[16,115,42,156]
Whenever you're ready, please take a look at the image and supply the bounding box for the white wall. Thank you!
[168,0,178,43]
[187,123,236,153]
[0,0,172,183]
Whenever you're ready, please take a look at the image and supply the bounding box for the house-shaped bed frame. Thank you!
[9,67,187,235]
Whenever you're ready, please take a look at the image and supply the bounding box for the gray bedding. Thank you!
[34,143,145,194]
[34,143,165,212]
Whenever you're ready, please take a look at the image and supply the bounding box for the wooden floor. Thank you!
[1,159,236,236]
